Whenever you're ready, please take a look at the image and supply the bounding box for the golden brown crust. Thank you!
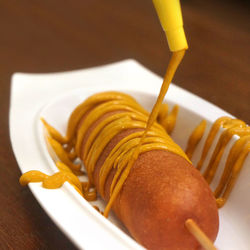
[79,109,219,250]
[116,150,218,249]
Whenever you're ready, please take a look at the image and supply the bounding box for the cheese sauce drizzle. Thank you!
[102,49,186,216]
[185,117,250,208]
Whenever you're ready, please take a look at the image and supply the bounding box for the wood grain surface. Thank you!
[0,0,249,249]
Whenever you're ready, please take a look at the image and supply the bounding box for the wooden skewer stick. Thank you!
[185,219,217,250]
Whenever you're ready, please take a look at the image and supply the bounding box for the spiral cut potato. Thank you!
[20,91,219,250]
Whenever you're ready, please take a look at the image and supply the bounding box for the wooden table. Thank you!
[1,0,249,249]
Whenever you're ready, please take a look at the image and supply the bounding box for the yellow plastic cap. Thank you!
[153,0,188,51]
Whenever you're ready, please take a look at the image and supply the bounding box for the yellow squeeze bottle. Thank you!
[152,0,188,51]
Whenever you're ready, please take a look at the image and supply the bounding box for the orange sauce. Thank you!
[185,120,207,159]
[186,117,250,208]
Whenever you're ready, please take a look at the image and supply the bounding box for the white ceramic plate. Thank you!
[10,60,250,250]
